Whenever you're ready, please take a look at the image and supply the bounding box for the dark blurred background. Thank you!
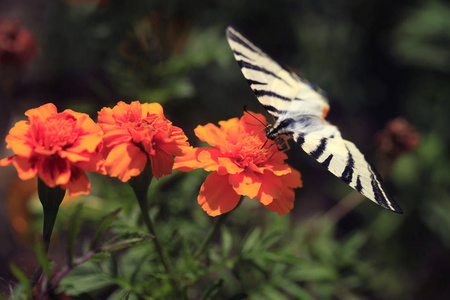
[0,0,450,299]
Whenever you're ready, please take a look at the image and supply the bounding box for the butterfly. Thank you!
[226,26,402,213]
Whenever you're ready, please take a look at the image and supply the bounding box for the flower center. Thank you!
[39,113,78,150]
[127,113,171,154]
[234,135,273,167]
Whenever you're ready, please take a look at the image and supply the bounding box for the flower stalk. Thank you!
[129,160,182,296]
[32,177,66,286]
[194,197,243,257]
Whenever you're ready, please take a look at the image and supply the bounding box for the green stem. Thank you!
[195,196,244,257]
[32,177,65,286]
[133,189,183,297]
[195,212,229,257]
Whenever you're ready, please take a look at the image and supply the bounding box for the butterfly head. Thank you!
[266,118,295,138]
[265,124,291,151]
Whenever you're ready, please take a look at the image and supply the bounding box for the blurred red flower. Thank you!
[174,112,302,216]
[376,117,420,159]
[98,101,189,182]
[0,103,105,196]
[0,18,38,66]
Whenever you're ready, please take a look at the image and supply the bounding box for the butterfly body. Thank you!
[226,26,402,213]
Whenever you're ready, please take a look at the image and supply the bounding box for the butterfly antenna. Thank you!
[243,105,266,127]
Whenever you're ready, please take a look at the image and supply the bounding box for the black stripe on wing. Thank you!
[237,60,287,83]
[321,154,333,168]
[369,166,403,213]
[355,175,362,193]
[232,50,254,61]
[262,105,288,116]
[254,90,291,101]
[340,146,354,184]
[226,28,259,54]
[247,79,267,86]
[310,138,327,160]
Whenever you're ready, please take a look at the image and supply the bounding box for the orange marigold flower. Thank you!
[0,103,105,196]
[174,112,302,216]
[98,101,189,182]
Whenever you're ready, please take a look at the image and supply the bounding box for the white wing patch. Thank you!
[297,132,401,212]
[226,26,402,213]
[226,27,329,122]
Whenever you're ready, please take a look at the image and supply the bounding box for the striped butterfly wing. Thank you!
[297,131,402,212]
[226,26,402,213]
[226,26,329,123]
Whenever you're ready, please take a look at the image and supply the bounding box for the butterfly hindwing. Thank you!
[297,132,402,213]
[226,26,402,213]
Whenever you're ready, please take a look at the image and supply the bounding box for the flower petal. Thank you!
[173,147,205,171]
[38,156,71,187]
[6,121,33,157]
[141,102,164,117]
[62,166,90,196]
[150,148,174,179]
[10,155,38,179]
[194,120,241,152]
[228,171,262,199]
[24,103,57,121]
[198,172,241,216]
[217,157,243,175]
[262,187,295,215]
[105,143,148,182]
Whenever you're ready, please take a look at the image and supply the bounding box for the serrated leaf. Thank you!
[91,208,122,250]
[67,203,83,266]
[34,240,51,279]
[221,227,233,259]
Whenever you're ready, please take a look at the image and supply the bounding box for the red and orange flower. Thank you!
[98,101,189,182]
[0,103,105,196]
[174,112,302,216]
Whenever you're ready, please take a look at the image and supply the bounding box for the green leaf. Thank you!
[89,252,111,263]
[103,237,150,252]
[60,273,113,295]
[200,279,224,300]
[221,227,233,259]
[67,203,83,266]
[91,208,122,250]
[288,265,337,281]
[259,285,289,300]
[9,263,32,299]
[34,240,52,279]
[276,278,314,300]
[242,228,262,253]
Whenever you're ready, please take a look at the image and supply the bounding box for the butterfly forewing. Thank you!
[226,26,402,213]
[226,27,329,123]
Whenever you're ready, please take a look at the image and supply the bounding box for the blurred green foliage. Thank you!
[2,0,450,299]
